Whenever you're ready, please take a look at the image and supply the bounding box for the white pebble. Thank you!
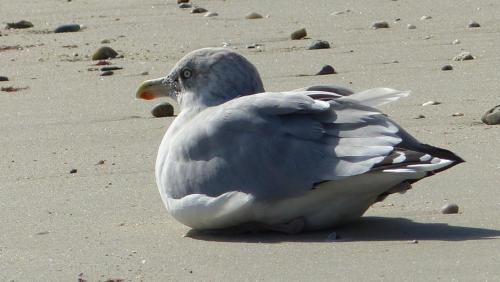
[407,24,416,29]
[422,101,441,106]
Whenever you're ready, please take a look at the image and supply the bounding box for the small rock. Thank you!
[101,39,111,44]
[414,114,426,119]
[291,28,307,40]
[306,40,330,50]
[245,12,263,19]
[100,71,114,76]
[140,71,149,76]
[481,105,500,125]
[70,168,77,174]
[422,101,441,106]
[92,46,118,60]
[54,24,81,33]
[6,20,33,29]
[441,64,453,71]
[411,240,419,244]
[452,112,464,117]
[440,203,459,214]
[316,65,336,75]
[0,76,8,82]
[246,43,261,49]
[96,160,105,165]
[420,15,432,20]
[468,20,480,28]
[151,102,175,118]
[204,12,218,17]
[452,39,460,45]
[371,21,389,29]
[177,0,189,3]
[407,24,416,29]
[191,7,207,14]
[100,66,123,71]
[178,3,192,8]
[453,51,474,61]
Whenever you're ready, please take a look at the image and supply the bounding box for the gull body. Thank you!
[136,48,463,233]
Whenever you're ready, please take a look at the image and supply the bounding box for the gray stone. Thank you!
[468,20,480,28]
[245,12,263,19]
[440,203,459,214]
[316,65,336,75]
[481,105,500,125]
[6,20,33,29]
[407,24,416,29]
[178,3,192,8]
[453,52,474,61]
[0,76,8,82]
[191,7,207,14]
[100,71,114,76]
[54,24,81,33]
[306,40,330,50]
[152,102,175,118]
[371,21,389,29]
[92,46,118,60]
[441,64,453,71]
[291,28,307,40]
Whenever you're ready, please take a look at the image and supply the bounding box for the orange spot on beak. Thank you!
[139,91,156,100]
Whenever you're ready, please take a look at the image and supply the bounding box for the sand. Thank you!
[1,0,500,281]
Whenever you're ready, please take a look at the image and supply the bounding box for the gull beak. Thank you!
[136,77,178,106]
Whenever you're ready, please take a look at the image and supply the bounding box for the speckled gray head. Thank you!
[136,48,265,109]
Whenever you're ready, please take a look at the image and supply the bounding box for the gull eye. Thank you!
[180,68,192,79]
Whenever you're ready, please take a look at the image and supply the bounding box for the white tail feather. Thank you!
[341,88,410,107]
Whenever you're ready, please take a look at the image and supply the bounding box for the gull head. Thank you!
[136,48,265,110]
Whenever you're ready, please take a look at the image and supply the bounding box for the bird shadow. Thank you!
[184,216,500,243]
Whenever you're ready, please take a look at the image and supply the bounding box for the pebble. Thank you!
[440,203,459,214]
[101,39,111,44]
[420,15,432,20]
[414,114,426,119]
[245,12,263,19]
[453,51,474,61]
[468,20,480,28]
[70,168,77,174]
[140,71,149,76]
[246,43,261,49]
[441,64,453,71]
[54,24,81,33]
[100,66,123,71]
[452,112,464,117]
[177,0,189,3]
[306,40,330,50]
[92,46,118,60]
[422,101,441,106]
[178,3,192,8]
[316,65,336,75]
[100,71,114,76]
[191,7,208,14]
[411,240,419,244]
[291,28,307,40]
[371,21,389,29]
[407,24,416,29]
[151,102,175,118]
[6,20,33,29]
[204,12,218,17]
[452,39,460,45]
[481,105,500,125]
[0,76,8,82]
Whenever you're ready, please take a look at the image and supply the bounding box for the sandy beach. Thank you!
[1,0,500,281]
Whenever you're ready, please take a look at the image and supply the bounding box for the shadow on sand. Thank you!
[185,216,500,243]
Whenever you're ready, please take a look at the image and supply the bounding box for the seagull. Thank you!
[136,47,463,234]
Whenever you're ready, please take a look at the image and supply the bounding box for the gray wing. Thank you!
[170,90,461,200]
